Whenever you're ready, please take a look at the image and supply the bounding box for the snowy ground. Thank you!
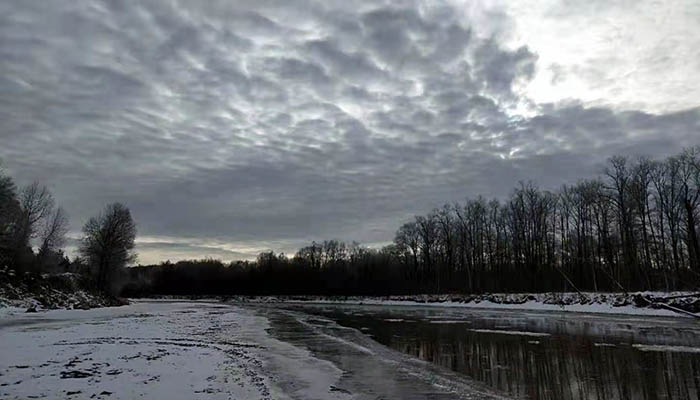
[0,302,275,399]
[0,301,505,400]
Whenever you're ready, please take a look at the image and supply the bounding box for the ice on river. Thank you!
[0,301,503,400]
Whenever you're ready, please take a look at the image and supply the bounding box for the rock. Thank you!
[25,305,37,313]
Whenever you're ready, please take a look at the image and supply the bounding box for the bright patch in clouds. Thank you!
[498,0,700,113]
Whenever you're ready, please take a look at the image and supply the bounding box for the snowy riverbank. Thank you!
[0,268,125,312]
[228,292,700,318]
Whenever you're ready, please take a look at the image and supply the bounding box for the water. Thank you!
[280,304,700,400]
[257,306,502,399]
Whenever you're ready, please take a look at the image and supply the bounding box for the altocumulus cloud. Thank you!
[1,0,698,263]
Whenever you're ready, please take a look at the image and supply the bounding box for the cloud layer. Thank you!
[1,0,698,263]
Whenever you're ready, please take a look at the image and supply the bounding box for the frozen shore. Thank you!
[0,300,505,400]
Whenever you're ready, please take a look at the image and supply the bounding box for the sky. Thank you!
[1,0,699,264]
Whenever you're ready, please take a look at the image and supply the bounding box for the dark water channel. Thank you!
[283,304,700,400]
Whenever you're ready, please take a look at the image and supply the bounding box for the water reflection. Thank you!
[287,305,700,400]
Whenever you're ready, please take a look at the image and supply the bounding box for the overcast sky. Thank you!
[1,0,699,264]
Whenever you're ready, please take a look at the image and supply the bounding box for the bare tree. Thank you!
[295,241,323,269]
[435,204,455,284]
[17,183,55,246]
[395,222,420,276]
[415,214,438,290]
[4,182,57,269]
[678,147,700,272]
[38,207,69,257]
[630,157,655,274]
[605,156,648,288]
[80,203,137,291]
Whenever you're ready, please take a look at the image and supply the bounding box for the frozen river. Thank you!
[278,303,700,400]
[1,300,698,399]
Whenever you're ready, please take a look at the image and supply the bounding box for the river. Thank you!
[273,303,700,400]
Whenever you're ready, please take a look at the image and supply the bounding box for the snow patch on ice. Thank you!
[632,344,700,353]
[469,329,551,337]
[428,320,470,324]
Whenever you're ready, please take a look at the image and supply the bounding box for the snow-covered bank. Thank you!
[229,292,700,318]
[0,268,125,312]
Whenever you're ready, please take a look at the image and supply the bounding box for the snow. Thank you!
[0,271,124,311]
[0,306,25,319]
[5,296,696,399]
[429,320,470,324]
[469,329,551,337]
[234,292,699,318]
[0,301,345,400]
[632,344,700,353]
[445,299,683,317]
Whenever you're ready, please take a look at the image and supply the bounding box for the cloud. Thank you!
[497,0,700,113]
[1,0,698,262]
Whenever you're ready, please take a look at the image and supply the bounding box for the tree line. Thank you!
[123,147,699,297]
[391,149,699,293]
[123,241,404,296]
[0,163,136,294]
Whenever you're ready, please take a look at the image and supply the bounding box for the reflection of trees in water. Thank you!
[390,327,699,400]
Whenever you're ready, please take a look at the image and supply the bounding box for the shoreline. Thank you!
[226,291,700,318]
[5,291,698,319]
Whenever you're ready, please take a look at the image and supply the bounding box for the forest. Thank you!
[121,147,700,297]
